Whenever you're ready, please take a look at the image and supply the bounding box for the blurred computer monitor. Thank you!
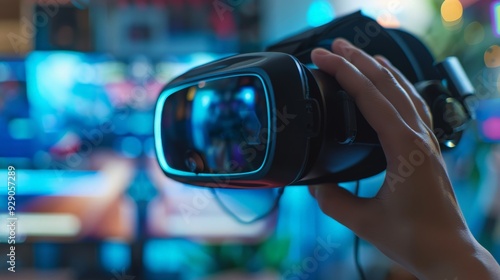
[26,51,227,160]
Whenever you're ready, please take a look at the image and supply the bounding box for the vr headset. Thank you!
[154,11,475,188]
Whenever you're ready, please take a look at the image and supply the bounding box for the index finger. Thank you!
[311,48,416,158]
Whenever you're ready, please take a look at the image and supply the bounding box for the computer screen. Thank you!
[26,51,225,160]
[7,51,276,243]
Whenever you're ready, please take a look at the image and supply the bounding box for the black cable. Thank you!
[353,180,367,280]
[211,187,285,224]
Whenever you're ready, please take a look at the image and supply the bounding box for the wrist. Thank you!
[415,234,500,279]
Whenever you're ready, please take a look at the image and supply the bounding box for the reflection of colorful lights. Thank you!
[441,0,463,23]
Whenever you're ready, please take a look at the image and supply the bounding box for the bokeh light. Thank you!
[376,12,401,28]
[464,21,485,45]
[307,0,335,27]
[483,117,500,141]
[485,45,500,68]
[441,0,463,23]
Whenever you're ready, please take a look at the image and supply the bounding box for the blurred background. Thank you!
[0,0,499,279]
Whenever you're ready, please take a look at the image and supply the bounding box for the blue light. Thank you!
[307,0,335,27]
[8,118,35,139]
[201,94,211,107]
[119,136,143,158]
[34,243,59,268]
[100,241,131,271]
[241,87,255,105]
[144,240,186,273]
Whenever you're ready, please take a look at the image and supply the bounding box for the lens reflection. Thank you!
[161,75,268,174]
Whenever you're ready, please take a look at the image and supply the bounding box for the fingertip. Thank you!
[312,48,331,55]
[311,48,332,60]
[332,38,352,49]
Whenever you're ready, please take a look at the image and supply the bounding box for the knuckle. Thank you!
[345,48,362,63]
[375,66,398,85]
[322,54,343,67]
[334,55,350,67]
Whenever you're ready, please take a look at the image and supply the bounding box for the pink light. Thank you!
[483,117,500,140]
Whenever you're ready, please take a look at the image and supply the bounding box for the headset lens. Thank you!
[159,75,269,175]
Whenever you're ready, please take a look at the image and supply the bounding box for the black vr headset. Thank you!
[154,11,474,188]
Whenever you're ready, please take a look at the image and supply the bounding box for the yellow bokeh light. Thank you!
[441,0,463,23]
[377,13,401,28]
[186,86,196,101]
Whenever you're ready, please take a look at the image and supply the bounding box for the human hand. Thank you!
[309,38,500,279]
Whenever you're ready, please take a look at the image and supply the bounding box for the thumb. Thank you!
[309,184,371,233]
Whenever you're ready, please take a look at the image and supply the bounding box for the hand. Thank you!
[309,38,500,279]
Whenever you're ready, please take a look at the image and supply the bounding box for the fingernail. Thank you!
[312,48,331,56]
